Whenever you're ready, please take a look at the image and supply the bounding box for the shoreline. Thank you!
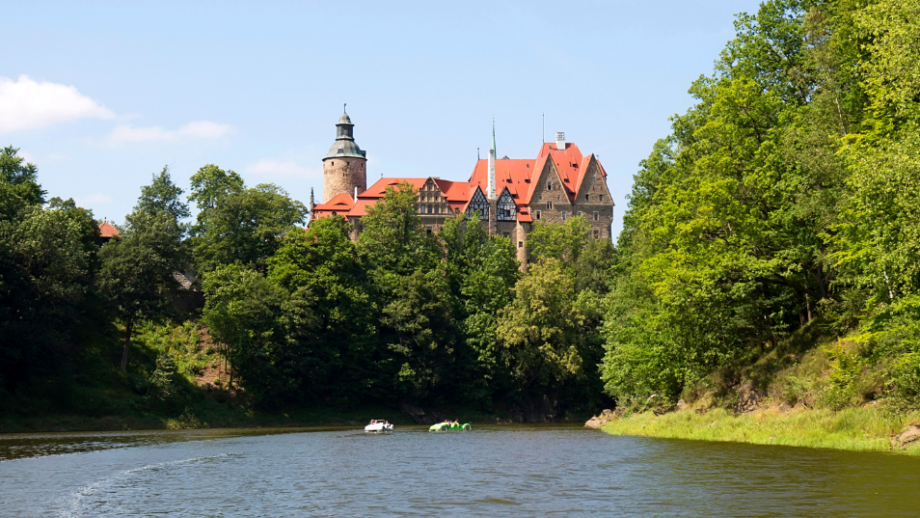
[597,405,920,455]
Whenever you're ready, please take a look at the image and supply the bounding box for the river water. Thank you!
[1,424,918,517]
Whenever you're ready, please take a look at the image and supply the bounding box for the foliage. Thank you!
[191,179,307,274]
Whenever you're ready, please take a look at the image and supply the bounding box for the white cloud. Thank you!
[104,120,235,144]
[245,158,320,178]
[75,193,113,206]
[0,75,114,134]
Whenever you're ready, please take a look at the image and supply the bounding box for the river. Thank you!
[1,424,918,517]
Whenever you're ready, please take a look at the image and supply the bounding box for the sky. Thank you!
[2,0,764,237]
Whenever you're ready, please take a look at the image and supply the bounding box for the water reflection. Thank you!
[1,425,918,517]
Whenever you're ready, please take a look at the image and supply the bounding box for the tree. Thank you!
[188,164,244,236]
[0,146,44,206]
[135,166,191,224]
[192,183,307,273]
[380,269,458,400]
[527,216,591,265]
[496,258,585,392]
[357,182,440,284]
[99,210,182,370]
[202,265,289,405]
[0,204,95,388]
[267,215,375,401]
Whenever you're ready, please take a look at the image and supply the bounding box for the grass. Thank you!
[602,406,920,454]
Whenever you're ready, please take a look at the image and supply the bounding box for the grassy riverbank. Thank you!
[602,406,920,454]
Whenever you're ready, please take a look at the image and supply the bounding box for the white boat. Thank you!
[364,420,394,433]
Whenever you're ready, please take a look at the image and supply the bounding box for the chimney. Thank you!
[555,132,565,151]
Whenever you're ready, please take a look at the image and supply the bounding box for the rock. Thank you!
[584,407,627,428]
[735,382,761,413]
[585,416,604,429]
[676,399,687,411]
[777,401,791,413]
[400,403,432,424]
[652,405,676,416]
[892,425,920,449]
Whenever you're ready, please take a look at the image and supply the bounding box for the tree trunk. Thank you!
[120,321,133,371]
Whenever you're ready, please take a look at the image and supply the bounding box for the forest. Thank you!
[0,151,614,421]
[2,0,920,426]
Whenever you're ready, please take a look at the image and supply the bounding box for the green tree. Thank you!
[135,166,191,224]
[267,215,375,401]
[0,146,44,206]
[201,265,290,405]
[380,269,458,401]
[0,204,95,388]
[526,216,591,265]
[192,183,308,273]
[99,210,183,370]
[497,258,585,393]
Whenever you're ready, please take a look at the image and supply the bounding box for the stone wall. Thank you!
[573,161,614,239]
[323,158,366,203]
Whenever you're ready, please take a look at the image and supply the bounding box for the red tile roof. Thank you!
[99,221,120,238]
[311,141,606,224]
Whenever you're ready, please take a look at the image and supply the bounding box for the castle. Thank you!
[310,108,614,265]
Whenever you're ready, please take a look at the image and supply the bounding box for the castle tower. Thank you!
[322,105,367,203]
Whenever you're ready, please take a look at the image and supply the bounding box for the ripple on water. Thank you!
[0,425,918,517]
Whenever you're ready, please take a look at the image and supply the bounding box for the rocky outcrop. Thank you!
[585,408,625,429]
[734,382,761,413]
[891,424,920,449]
[399,403,444,425]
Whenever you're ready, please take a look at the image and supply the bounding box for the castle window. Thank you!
[518,241,523,248]
[497,189,516,221]
[427,205,433,214]
[420,205,426,214]
[577,211,583,217]
[562,211,567,221]
[593,211,599,221]
[426,226,433,234]
[503,232,509,238]
[599,195,604,202]
[535,210,541,220]
[585,194,589,201]
[546,201,553,210]
[547,181,553,191]
[593,230,599,239]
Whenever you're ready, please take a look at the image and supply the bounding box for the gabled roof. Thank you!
[311,139,607,225]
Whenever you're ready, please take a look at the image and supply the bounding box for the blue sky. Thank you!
[2,0,763,237]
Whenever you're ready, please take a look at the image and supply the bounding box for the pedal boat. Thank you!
[428,422,471,432]
[364,421,394,433]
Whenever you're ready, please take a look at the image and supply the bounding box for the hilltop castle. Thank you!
[310,108,614,265]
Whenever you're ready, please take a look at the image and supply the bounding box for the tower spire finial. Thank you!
[491,117,496,158]
[343,103,347,113]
